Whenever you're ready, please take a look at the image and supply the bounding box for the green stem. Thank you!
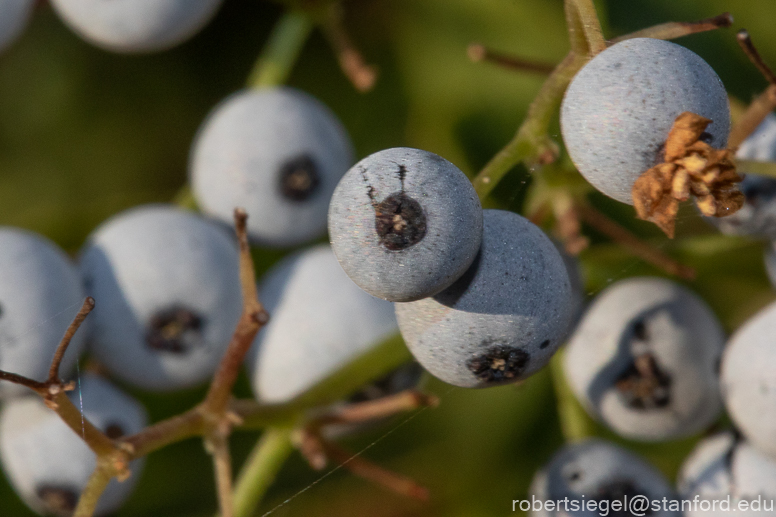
[173,185,198,210]
[247,10,315,89]
[549,350,595,442]
[736,159,776,178]
[73,466,112,517]
[567,0,606,54]
[472,52,587,200]
[232,427,295,517]
[564,0,589,55]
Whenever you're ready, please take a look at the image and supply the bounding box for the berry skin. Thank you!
[0,374,147,516]
[561,38,730,204]
[395,209,571,388]
[328,147,483,302]
[706,114,776,238]
[678,432,776,516]
[0,0,34,53]
[190,87,355,247]
[530,439,679,517]
[721,299,776,459]
[0,228,86,396]
[79,204,243,391]
[564,277,725,441]
[247,245,398,403]
[48,0,224,53]
[553,239,586,333]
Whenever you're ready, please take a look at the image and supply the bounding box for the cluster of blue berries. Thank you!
[328,148,575,388]
[522,36,776,516]
[5,1,776,515]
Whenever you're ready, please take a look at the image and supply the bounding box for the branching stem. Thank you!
[472,52,586,200]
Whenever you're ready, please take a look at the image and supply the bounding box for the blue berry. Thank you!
[564,277,725,441]
[49,0,224,53]
[190,87,355,247]
[395,209,571,388]
[678,432,776,516]
[721,299,776,459]
[0,227,86,396]
[0,374,147,516]
[247,245,397,403]
[0,0,34,53]
[328,147,483,302]
[530,439,679,517]
[79,205,243,391]
[561,38,730,204]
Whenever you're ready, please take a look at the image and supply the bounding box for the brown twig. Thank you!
[202,209,268,416]
[729,87,776,150]
[297,428,328,470]
[48,297,95,382]
[316,390,439,427]
[320,439,429,501]
[319,3,377,92]
[0,370,47,392]
[728,31,776,149]
[574,202,696,280]
[467,44,556,75]
[736,30,776,85]
[208,434,235,517]
[609,13,733,44]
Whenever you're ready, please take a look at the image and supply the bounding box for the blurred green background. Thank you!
[1,0,775,515]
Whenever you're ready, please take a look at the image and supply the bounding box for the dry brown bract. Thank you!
[631,111,744,238]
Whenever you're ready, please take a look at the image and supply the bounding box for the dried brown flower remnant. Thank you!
[632,112,744,237]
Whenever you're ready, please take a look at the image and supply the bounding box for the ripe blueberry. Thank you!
[79,204,243,391]
[564,277,725,441]
[395,209,571,388]
[0,374,147,516]
[721,299,776,460]
[49,0,224,53]
[561,38,730,204]
[328,147,483,302]
[530,439,679,517]
[0,227,86,396]
[247,245,397,403]
[190,87,355,247]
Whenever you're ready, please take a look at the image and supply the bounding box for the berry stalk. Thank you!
[247,9,314,89]
[231,427,294,517]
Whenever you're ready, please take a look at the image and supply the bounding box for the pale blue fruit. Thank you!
[678,432,776,516]
[0,374,147,516]
[329,147,482,302]
[191,87,354,247]
[396,209,571,388]
[0,0,34,53]
[79,204,242,391]
[561,38,730,204]
[248,245,397,403]
[564,277,725,441]
[721,299,776,459]
[530,439,680,517]
[49,0,224,53]
[0,228,86,396]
